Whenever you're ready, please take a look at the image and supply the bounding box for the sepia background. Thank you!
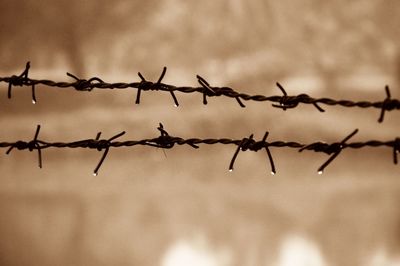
[0,0,400,265]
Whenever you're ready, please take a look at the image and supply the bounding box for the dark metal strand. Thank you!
[1,125,398,175]
[2,63,398,120]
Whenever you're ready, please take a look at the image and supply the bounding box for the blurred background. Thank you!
[0,0,399,265]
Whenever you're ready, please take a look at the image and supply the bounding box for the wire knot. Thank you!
[136,67,179,107]
[8,62,30,90]
[229,132,276,175]
[91,131,125,176]
[299,129,358,174]
[7,62,37,103]
[66,72,104,91]
[240,134,257,151]
[301,142,344,155]
[197,75,245,107]
[95,139,112,151]
[378,85,400,122]
[273,83,324,112]
[6,125,43,168]
[148,123,175,149]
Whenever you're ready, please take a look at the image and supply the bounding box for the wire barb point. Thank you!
[261,131,276,175]
[197,75,215,105]
[316,129,359,173]
[91,131,125,176]
[228,132,276,175]
[229,136,249,171]
[5,124,43,169]
[393,138,400,165]
[273,82,289,111]
[7,61,33,101]
[378,85,399,123]
[136,67,179,107]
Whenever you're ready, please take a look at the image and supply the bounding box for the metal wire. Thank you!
[1,62,399,122]
[1,124,399,176]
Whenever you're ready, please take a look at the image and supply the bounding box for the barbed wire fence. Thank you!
[1,62,399,175]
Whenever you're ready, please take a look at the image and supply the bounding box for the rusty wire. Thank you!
[1,124,399,176]
[1,62,399,122]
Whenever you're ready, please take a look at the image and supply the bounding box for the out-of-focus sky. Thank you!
[1,0,399,81]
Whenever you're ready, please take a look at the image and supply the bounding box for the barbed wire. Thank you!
[1,62,399,122]
[1,124,399,176]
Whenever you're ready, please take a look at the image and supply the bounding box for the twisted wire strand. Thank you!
[1,62,399,122]
[1,124,399,176]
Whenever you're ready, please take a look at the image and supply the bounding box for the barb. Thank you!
[90,131,126,176]
[273,82,325,112]
[0,125,398,175]
[136,67,179,107]
[299,129,359,174]
[197,75,245,107]
[2,62,398,121]
[5,125,44,168]
[66,72,104,92]
[6,62,37,104]
[393,138,400,165]
[145,123,175,149]
[378,85,399,123]
[197,75,215,105]
[228,132,276,175]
